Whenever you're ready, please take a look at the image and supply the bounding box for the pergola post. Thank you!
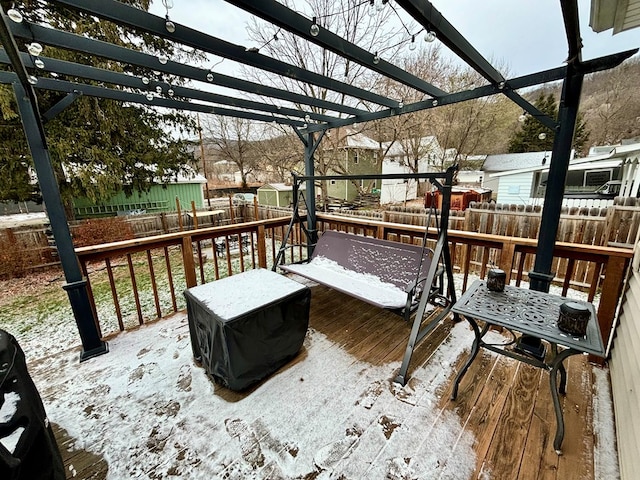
[529,65,584,292]
[11,83,108,361]
[304,131,318,256]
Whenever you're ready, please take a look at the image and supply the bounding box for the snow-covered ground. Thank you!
[0,271,617,479]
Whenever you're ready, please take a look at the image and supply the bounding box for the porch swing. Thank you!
[274,165,459,385]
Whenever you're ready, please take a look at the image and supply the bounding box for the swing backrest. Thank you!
[311,230,434,292]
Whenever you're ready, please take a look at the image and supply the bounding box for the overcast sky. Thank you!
[150,0,640,81]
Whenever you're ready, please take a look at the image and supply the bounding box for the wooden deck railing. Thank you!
[76,213,633,355]
[317,213,633,354]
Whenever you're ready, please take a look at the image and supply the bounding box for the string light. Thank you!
[538,132,547,140]
[518,112,527,123]
[34,58,45,69]
[310,17,320,36]
[27,43,43,56]
[162,0,175,33]
[373,52,380,64]
[409,35,416,51]
[425,30,436,42]
[7,7,23,23]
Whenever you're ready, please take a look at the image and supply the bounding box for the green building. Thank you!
[73,174,206,218]
[257,183,306,207]
[323,129,381,202]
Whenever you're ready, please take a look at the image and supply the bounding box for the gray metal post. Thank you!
[11,84,108,361]
[304,132,318,255]
[529,67,584,292]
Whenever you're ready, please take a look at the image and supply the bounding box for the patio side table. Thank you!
[184,268,310,391]
[450,280,605,453]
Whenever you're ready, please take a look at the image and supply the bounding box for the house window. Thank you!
[373,151,378,164]
[353,151,359,164]
[330,180,336,185]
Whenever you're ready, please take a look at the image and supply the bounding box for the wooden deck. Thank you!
[51,285,602,479]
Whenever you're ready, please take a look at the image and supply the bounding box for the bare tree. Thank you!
[244,0,406,203]
[201,115,260,189]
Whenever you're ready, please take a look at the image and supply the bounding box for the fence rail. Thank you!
[73,213,632,358]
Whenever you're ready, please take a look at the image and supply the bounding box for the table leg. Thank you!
[549,348,577,453]
[451,316,483,400]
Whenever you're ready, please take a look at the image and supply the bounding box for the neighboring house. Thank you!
[481,150,558,204]
[483,142,640,206]
[257,183,306,208]
[322,128,444,205]
[380,136,443,205]
[323,129,382,202]
[73,173,207,218]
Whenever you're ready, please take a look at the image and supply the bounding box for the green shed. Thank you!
[73,174,207,218]
[257,183,305,208]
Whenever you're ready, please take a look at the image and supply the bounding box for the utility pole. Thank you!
[197,114,211,207]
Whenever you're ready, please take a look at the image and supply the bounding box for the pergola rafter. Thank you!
[0,0,637,359]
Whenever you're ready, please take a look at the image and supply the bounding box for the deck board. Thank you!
[48,285,603,480]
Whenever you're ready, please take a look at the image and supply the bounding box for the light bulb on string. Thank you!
[34,58,45,69]
[206,73,214,82]
[304,114,311,123]
[161,0,174,8]
[158,54,168,65]
[518,112,527,123]
[28,75,38,85]
[165,16,176,33]
[167,88,175,97]
[368,0,376,16]
[27,43,43,56]
[376,0,385,11]
[538,132,547,140]
[373,52,380,65]
[155,85,163,94]
[409,35,416,51]
[425,30,436,43]
[146,93,154,101]
[7,8,23,23]
[310,17,320,37]
[142,76,150,85]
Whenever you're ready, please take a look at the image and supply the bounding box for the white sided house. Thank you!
[482,142,640,207]
[379,136,443,205]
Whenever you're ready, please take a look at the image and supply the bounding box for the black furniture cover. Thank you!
[0,329,65,480]
[184,269,311,391]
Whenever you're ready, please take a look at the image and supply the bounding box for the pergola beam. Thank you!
[223,0,448,98]
[0,50,338,124]
[9,21,367,117]
[50,0,398,108]
[0,71,308,127]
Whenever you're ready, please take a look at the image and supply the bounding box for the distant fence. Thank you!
[3,199,640,278]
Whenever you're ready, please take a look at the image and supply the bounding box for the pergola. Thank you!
[0,0,637,360]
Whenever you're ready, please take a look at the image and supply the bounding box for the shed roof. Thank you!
[259,183,305,191]
[482,151,555,172]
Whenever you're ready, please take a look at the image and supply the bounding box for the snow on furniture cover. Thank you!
[280,230,433,314]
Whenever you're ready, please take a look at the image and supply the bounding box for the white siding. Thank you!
[380,160,418,205]
[610,241,640,480]
[495,172,535,205]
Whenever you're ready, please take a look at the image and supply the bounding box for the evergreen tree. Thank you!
[0,0,199,216]
[508,93,589,154]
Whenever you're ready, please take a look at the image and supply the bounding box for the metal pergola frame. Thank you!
[0,0,637,360]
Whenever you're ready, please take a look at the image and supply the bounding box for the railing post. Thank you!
[499,238,516,283]
[376,225,385,239]
[257,225,267,268]
[182,235,197,288]
[597,255,630,362]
